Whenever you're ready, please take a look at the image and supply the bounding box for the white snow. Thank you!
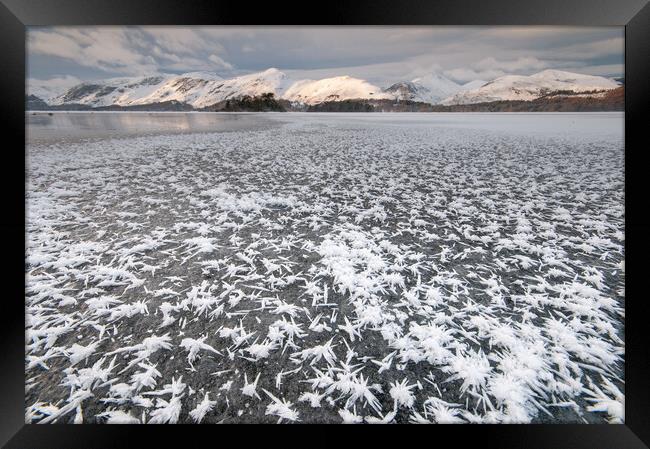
[410,72,463,103]
[442,69,620,105]
[46,69,289,109]
[283,76,391,105]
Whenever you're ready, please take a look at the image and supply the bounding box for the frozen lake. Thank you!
[26,112,624,424]
[26,111,624,142]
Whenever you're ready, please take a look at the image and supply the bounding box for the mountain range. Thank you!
[28,68,621,110]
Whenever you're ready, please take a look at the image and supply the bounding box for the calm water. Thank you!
[26,111,281,144]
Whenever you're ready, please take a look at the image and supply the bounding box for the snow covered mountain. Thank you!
[442,70,620,105]
[138,68,291,108]
[30,68,621,109]
[410,73,463,103]
[283,76,391,104]
[383,81,421,102]
[383,72,463,104]
[47,75,174,108]
[44,69,292,109]
[28,78,81,105]
[38,69,388,108]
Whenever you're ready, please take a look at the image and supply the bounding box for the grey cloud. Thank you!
[27,26,624,85]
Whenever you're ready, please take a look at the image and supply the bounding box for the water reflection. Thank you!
[26,112,278,143]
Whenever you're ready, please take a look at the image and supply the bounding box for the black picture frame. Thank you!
[1,0,648,447]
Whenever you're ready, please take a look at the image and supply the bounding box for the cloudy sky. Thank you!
[27,26,624,89]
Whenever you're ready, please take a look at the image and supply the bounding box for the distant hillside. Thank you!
[28,68,622,112]
[431,86,624,112]
[26,87,624,113]
[367,86,623,112]
[26,95,50,110]
[442,70,621,105]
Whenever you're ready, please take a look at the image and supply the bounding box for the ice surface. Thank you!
[26,112,624,424]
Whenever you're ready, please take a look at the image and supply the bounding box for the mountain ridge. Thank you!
[442,69,620,105]
[28,68,621,110]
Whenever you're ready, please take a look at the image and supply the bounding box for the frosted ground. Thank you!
[26,112,624,424]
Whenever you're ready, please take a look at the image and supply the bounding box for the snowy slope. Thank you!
[47,75,174,107]
[282,76,391,104]
[442,70,620,105]
[42,68,620,109]
[48,69,292,109]
[384,72,464,104]
[410,73,462,103]
[27,85,66,104]
[132,68,291,108]
[383,81,422,102]
[45,70,462,108]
